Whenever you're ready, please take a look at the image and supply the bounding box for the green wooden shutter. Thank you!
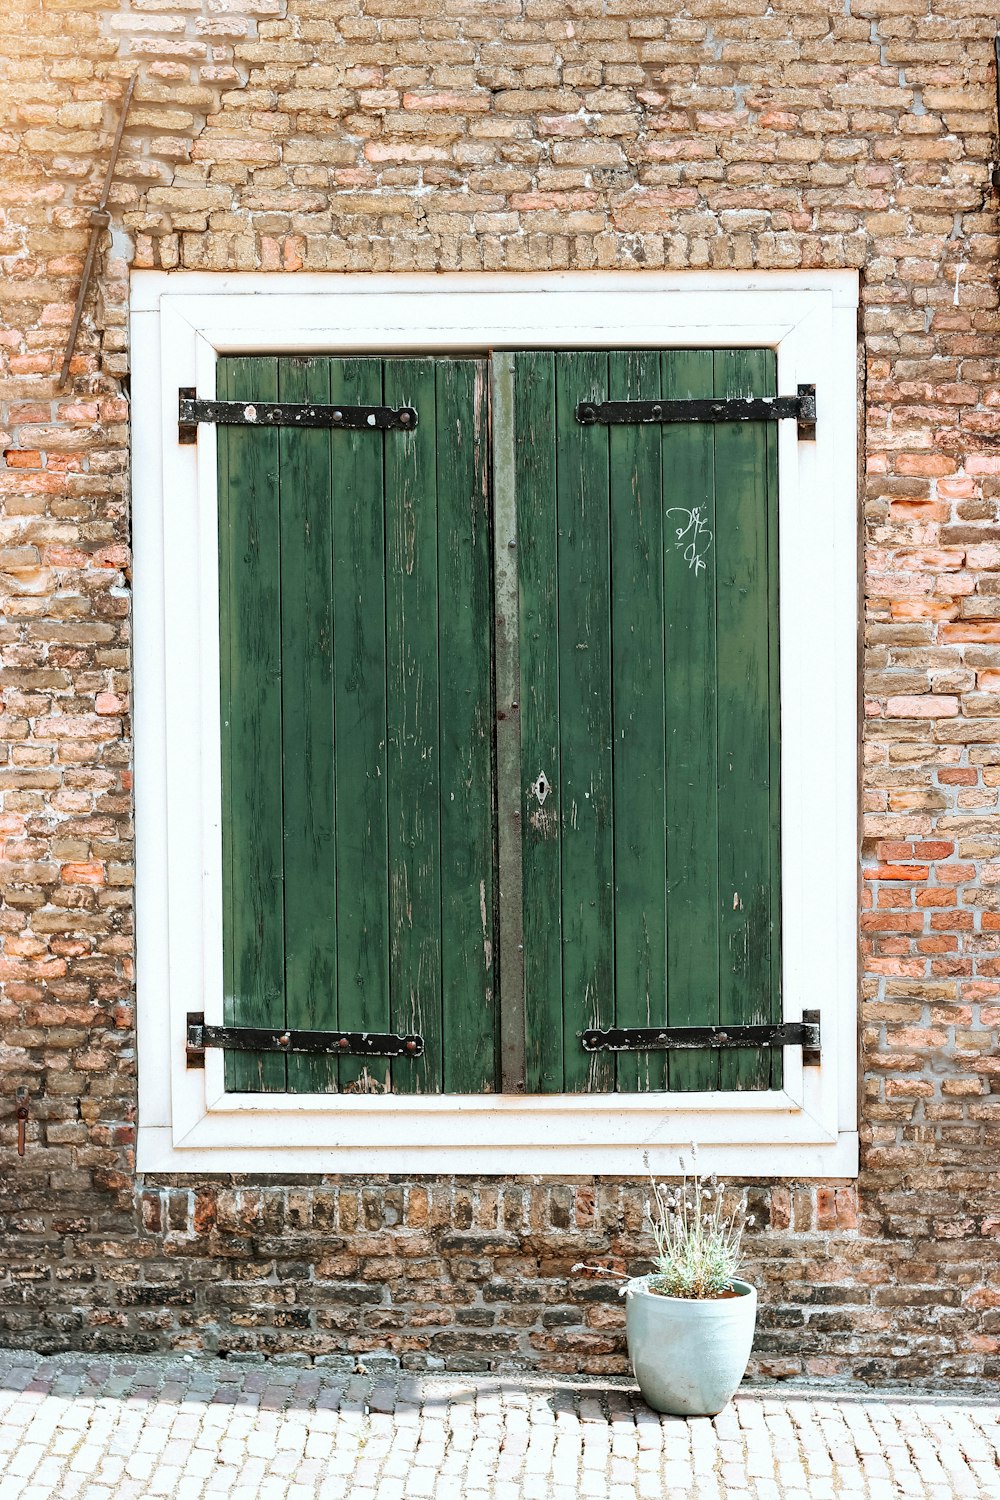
[217,348,780,1099]
[513,349,782,1094]
[218,356,496,1094]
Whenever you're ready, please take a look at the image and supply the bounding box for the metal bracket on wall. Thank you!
[576,384,817,441]
[15,1088,29,1157]
[177,389,418,444]
[581,1010,821,1065]
[58,73,137,390]
[185,1013,423,1068]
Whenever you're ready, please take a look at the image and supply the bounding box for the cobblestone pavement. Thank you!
[0,1350,998,1500]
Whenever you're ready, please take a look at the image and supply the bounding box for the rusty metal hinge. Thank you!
[178,390,418,444]
[581,1011,821,1065]
[576,385,817,441]
[185,1013,423,1068]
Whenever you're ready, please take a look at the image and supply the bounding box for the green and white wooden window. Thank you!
[217,350,780,1097]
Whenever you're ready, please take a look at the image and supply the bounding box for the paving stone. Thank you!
[0,1353,998,1498]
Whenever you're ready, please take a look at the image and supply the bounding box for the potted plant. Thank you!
[577,1150,757,1417]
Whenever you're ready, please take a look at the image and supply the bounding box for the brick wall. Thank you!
[2,0,1000,1381]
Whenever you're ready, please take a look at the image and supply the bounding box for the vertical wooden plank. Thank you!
[714,348,778,1092]
[218,356,286,1092]
[556,350,615,1094]
[331,357,392,1094]
[493,353,526,1095]
[437,358,496,1093]
[278,357,338,1094]
[662,350,721,1093]
[514,352,563,1094]
[765,397,783,1092]
[384,358,442,1094]
[218,357,235,1075]
[609,350,667,1093]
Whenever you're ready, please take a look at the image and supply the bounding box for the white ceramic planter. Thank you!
[624,1276,757,1417]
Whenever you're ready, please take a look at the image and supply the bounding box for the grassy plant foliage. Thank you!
[645,1148,752,1300]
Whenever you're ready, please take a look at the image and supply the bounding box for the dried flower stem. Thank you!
[641,1149,751,1299]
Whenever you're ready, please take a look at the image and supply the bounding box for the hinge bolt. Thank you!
[15,1088,28,1158]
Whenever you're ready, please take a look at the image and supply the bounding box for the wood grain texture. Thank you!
[278,358,338,1094]
[514,352,564,1095]
[662,349,722,1093]
[436,358,496,1093]
[219,357,235,1082]
[556,351,615,1094]
[714,347,778,1092]
[218,356,286,1093]
[609,350,667,1093]
[384,358,443,1094]
[216,348,780,1100]
[515,346,781,1096]
[493,353,527,1094]
[330,357,392,1095]
[764,385,783,1092]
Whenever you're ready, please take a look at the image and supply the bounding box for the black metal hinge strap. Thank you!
[185,1014,423,1068]
[178,389,418,444]
[581,1012,820,1064]
[576,385,816,442]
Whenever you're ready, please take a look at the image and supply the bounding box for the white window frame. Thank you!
[131,269,859,1177]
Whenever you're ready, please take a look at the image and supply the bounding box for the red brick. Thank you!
[59,862,105,886]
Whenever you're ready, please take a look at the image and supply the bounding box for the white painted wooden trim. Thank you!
[131,270,859,1177]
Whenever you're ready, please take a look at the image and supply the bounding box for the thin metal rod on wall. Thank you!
[58,73,137,389]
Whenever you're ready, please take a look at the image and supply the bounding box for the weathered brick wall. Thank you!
[2,0,1000,1381]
